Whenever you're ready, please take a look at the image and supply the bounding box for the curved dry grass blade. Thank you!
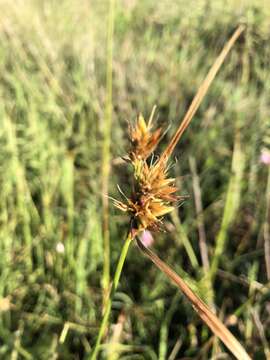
[159,25,245,164]
[136,238,251,360]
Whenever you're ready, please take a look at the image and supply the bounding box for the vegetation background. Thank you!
[0,0,269,359]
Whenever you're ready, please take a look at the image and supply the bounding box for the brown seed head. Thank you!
[129,114,162,161]
[114,111,180,233]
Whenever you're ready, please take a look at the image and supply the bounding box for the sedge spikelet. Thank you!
[128,113,162,161]
[114,112,180,233]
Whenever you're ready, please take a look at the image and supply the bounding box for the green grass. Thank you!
[0,0,269,358]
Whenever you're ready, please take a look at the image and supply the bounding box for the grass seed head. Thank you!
[114,110,180,234]
[129,114,162,161]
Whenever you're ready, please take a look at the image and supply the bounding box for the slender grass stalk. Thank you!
[264,166,270,279]
[189,156,215,311]
[244,262,258,340]
[90,232,133,360]
[170,210,199,268]
[189,156,210,271]
[210,131,245,279]
[159,25,244,164]
[136,238,251,360]
[158,292,181,360]
[102,0,116,297]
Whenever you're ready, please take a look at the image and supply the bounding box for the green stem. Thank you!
[102,0,116,296]
[170,210,199,269]
[90,232,133,360]
[210,131,244,280]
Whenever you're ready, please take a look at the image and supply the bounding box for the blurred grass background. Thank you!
[0,0,269,359]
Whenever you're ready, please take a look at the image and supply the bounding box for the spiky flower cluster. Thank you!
[114,112,180,233]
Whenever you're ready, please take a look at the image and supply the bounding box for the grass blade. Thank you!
[210,131,245,279]
[159,25,244,164]
[136,238,251,360]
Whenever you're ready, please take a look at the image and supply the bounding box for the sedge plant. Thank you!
[91,25,251,360]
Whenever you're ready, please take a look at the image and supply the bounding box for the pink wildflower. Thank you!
[260,150,270,165]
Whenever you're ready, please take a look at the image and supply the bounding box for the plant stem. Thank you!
[189,156,209,271]
[210,131,244,280]
[90,232,133,360]
[159,25,244,165]
[136,237,251,360]
[170,210,199,268]
[102,0,116,297]
[264,165,270,280]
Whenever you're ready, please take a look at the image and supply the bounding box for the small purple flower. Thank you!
[260,150,270,165]
[140,230,154,248]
